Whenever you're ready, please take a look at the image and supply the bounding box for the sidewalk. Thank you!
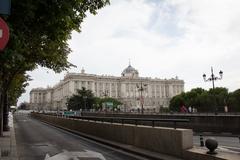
[0,112,18,160]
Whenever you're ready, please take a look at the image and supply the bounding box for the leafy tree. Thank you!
[190,88,206,95]
[206,87,228,112]
[67,87,95,111]
[1,0,110,91]
[7,74,30,107]
[184,91,198,107]
[197,91,213,112]
[169,87,230,112]
[227,89,240,112]
[18,102,30,110]
[67,89,123,111]
[169,94,185,112]
[0,0,109,135]
[93,97,101,110]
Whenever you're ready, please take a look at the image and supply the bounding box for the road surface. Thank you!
[14,114,148,160]
[14,112,240,159]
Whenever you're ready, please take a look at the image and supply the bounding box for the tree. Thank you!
[169,94,185,112]
[99,97,122,110]
[211,87,228,112]
[197,91,213,112]
[93,97,101,110]
[184,91,198,108]
[190,88,206,95]
[7,74,30,107]
[227,89,240,112]
[66,89,123,111]
[18,102,30,110]
[67,87,95,111]
[169,87,229,113]
[0,0,109,135]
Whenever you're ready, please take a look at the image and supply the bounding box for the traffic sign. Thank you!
[0,17,9,50]
[106,102,113,107]
[63,111,75,116]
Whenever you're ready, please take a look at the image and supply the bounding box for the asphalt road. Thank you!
[14,112,240,159]
[14,114,148,160]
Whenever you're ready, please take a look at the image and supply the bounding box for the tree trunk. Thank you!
[3,93,9,131]
[0,92,3,136]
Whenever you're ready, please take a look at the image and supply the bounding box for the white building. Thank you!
[30,65,184,111]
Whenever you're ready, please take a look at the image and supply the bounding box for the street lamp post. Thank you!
[203,67,223,114]
[136,82,147,114]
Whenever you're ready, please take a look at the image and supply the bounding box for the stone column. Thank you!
[163,85,165,98]
[92,81,95,93]
[109,83,112,97]
[121,83,126,98]
[169,85,173,97]
[154,85,157,98]
[115,83,118,98]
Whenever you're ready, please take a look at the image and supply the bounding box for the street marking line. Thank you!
[220,145,240,151]
[218,146,240,154]
[44,150,106,160]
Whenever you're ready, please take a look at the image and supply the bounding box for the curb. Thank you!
[8,112,18,160]
[0,112,18,160]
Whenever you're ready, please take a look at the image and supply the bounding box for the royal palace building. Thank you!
[30,65,184,111]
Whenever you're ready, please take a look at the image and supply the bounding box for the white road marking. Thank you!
[218,146,240,154]
[45,154,50,159]
[44,150,106,160]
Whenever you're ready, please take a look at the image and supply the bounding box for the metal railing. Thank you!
[80,111,240,117]
[51,114,190,129]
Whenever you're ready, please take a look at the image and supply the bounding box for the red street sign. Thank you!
[0,17,9,51]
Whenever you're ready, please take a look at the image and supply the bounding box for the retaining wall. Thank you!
[32,113,193,158]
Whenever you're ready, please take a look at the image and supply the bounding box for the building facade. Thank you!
[30,65,184,111]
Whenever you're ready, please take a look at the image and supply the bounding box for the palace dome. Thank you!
[121,65,139,78]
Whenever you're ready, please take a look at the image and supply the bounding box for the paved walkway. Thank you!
[0,112,18,160]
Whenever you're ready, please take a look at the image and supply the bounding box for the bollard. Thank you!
[205,138,218,155]
[200,134,204,147]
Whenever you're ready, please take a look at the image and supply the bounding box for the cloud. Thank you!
[18,0,240,104]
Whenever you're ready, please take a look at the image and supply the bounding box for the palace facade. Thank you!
[29,65,184,111]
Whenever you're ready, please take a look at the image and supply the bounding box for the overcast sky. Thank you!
[18,0,240,104]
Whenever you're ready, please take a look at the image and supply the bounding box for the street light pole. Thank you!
[137,82,147,114]
[211,67,215,90]
[203,67,223,114]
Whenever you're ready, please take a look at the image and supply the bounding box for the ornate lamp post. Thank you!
[203,67,223,114]
[136,82,147,114]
